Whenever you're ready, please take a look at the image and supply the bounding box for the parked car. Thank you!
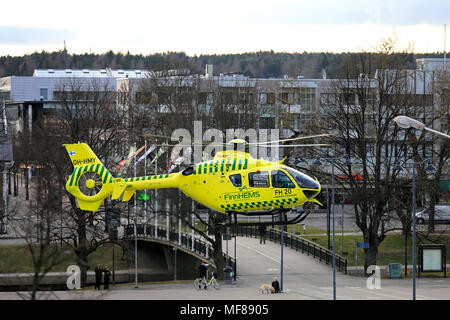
[416,206,450,224]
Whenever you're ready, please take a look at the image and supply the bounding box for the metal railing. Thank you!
[230,224,347,274]
[123,224,236,277]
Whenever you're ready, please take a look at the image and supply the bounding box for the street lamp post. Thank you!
[331,158,336,301]
[393,115,448,299]
[412,163,417,300]
[173,247,177,281]
[326,184,331,250]
[134,149,138,289]
[313,155,352,300]
[393,160,435,300]
[280,211,284,293]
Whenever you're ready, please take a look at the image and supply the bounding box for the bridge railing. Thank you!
[123,224,236,277]
[230,224,347,274]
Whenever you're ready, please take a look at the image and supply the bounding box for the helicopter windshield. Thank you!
[284,167,319,190]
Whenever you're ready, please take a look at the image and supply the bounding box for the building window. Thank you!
[267,93,275,105]
[296,88,315,111]
[259,116,275,129]
[279,92,289,104]
[40,88,48,100]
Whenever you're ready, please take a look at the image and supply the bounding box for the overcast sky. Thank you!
[0,0,448,56]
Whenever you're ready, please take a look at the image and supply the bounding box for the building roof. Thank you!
[33,69,151,78]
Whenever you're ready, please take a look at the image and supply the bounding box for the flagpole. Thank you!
[166,138,169,241]
[144,139,147,236]
[134,142,138,288]
[155,139,158,239]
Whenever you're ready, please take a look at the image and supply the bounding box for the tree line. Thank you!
[0,49,444,79]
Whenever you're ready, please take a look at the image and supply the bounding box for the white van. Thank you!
[416,206,450,224]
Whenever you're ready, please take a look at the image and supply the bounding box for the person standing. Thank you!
[94,264,103,290]
[259,225,266,244]
[104,266,111,290]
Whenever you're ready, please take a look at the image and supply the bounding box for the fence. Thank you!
[230,224,347,274]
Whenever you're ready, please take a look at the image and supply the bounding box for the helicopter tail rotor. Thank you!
[64,143,115,211]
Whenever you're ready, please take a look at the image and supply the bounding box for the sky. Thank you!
[0,0,448,56]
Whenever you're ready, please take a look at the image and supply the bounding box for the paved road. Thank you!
[1,236,449,300]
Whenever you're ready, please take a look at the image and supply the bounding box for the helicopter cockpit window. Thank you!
[248,171,270,188]
[271,170,295,188]
[182,166,194,176]
[284,167,319,189]
[229,174,242,187]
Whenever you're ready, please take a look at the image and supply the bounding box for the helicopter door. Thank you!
[270,170,295,197]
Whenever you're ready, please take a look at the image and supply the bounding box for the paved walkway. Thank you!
[1,236,450,300]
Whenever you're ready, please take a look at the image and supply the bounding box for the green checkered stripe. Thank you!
[220,197,300,211]
[193,158,249,175]
[124,174,170,183]
[69,163,112,187]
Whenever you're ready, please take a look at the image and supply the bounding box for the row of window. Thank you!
[128,89,317,107]
[229,170,294,188]
[228,168,319,190]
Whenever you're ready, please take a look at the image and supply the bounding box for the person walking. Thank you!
[94,264,103,290]
[259,225,266,244]
[104,266,111,290]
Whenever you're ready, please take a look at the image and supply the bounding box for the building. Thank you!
[0,59,447,204]
[0,69,150,135]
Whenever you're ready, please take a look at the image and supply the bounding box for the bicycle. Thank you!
[193,274,220,290]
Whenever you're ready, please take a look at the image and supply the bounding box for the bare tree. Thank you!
[420,68,449,234]
[10,77,132,288]
[313,37,422,270]
[7,129,68,300]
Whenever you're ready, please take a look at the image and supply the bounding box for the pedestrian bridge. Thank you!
[122,224,236,281]
[121,224,346,282]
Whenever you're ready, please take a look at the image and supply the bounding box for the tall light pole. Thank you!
[393,115,448,299]
[173,247,177,281]
[331,158,336,301]
[313,155,352,300]
[280,211,284,293]
[393,160,435,300]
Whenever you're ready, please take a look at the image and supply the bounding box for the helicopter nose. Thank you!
[302,179,321,199]
[303,189,320,199]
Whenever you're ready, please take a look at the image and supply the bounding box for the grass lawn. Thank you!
[0,243,128,273]
[301,233,450,267]
[2,229,450,273]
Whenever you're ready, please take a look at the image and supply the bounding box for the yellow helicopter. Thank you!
[64,137,327,225]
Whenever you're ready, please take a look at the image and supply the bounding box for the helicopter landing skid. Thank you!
[222,208,311,227]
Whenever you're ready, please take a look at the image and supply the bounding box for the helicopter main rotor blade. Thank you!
[269,144,330,147]
[247,133,331,145]
[141,134,227,146]
[141,143,331,147]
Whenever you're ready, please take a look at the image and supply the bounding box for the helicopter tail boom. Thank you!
[64,143,181,211]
